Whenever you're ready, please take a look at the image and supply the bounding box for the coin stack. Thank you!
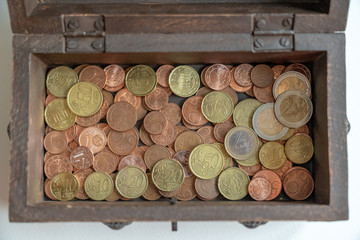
[44,63,314,202]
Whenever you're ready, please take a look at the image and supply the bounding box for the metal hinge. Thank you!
[252,14,294,52]
[63,15,105,52]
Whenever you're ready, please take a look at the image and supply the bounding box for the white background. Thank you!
[1,1,359,239]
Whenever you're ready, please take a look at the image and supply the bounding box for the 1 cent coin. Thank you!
[143,111,167,134]
[251,64,274,88]
[195,176,219,200]
[182,96,208,126]
[79,65,106,89]
[118,155,147,172]
[144,87,169,110]
[144,144,171,170]
[234,64,253,87]
[156,65,174,88]
[44,131,68,154]
[108,128,138,155]
[159,103,182,125]
[44,155,72,179]
[253,169,282,200]
[204,64,231,90]
[93,151,118,174]
[107,101,137,132]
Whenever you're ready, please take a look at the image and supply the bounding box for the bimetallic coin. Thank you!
[169,65,200,97]
[218,167,250,200]
[188,144,224,179]
[273,71,311,99]
[285,134,314,164]
[115,166,148,199]
[259,142,287,170]
[50,172,79,201]
[252,103,289,141]
[233,99,262,128]
[224,126,259,160]
[126,65,156,96]
[201,91,234,123]
[84,172,114,200]
[236,140,262,167]
[67,82,103,117]
[274,90,313,128]
[46,66,78,97]
[45,98,76,130]
[152,159,185,191]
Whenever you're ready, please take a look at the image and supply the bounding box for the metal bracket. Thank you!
[252,14,294,52]
[102,221,132,230]
[239,221,268,229]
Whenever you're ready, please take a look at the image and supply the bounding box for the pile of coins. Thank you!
[44,63,314,202]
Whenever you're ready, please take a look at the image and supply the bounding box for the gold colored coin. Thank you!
[45,98,76,130]
[67,82,103,117]
[189,144,224,179]
[46,66,78,97]
[125,65,157,96]
[224,126,259,160]
[169,65,200,97]
[84,172,113,200]
[274,90,313,128]
[252,103,289,141]
[201,91,234,123]
[236,140,262,167]
[115,166,148,199]
[218,167,250,200]
[285,134,314,164]
[152,159,185,191]
[233,99,262,128]
[212,143,233,170]
[259,142,287,169]
[50,172,79,201]
[273,71,311,99]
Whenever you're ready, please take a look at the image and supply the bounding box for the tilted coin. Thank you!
[125,65,157,96]
[259,142,287,169]
[45,98,77,130]
[218,167,250,200]
[74,169,93,200]
[46,66,78,97]
[105,173,122,202]
[274,90,313,128]
[224,126,259,160]
[115,166,148,199]
[50,172,79,201]
[273,71,311,99]
[201,91,234,123]
[285,134,314,164]
[284,63,311,82]
[252,103,289,141]
[156,65,174,88]
[233,99,262,128]
[188,144,224,179]
[142,173,162,200]
[182,96,208,126]
[84,172,114,200]
[169,65,200,97]
[152,159,185,191]
[272,65,285,79]
[67,82,103,117]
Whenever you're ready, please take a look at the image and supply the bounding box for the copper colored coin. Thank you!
[144,87,169,110]
[253,84,275,103]
[99,94,110,119]
[114,88,141,110]
[44,150,71,162]
[44,131,68,154]
[76,109,102,127]
[103,146,121,165]
[174,131,204,152]
[118,155,147,172]
[158,189,179,198]
[74,64,89,75]
[197,126,218,144]
[177,175,197,201]
[45,94,56,106]
[79,127,107,154]
[44,155,72,179]
[204,64,231,90]
[74,169,94,199]
[234,64,253,87]
[159,103,182,125]
[238,163,262,176]
[105,173,122,202]
[139,124,155,146]
[251,64,274,88]
[168,126,190,150]
[150,120,177,146]
[131,146,148,160]
[253,169,282,201]
[201,66,210,87]
[74,124,85,144]
[142,173,162,200]
[229,68,252,92]
[93,151,118,174]
[108,128,138,155]
[282,166,311,180]
[104,64,125,88]
[245,87,255,97]
[272,65,285,79]
[262,159,293,180]
[107,101,137,132]
[167,147,175,157]
[47,125,77,144]
[44,178,57,200]
[285,63,311,82]
[137,100,148,120]
[214,120,235,143]
[143,111,167,134]
[67,141,79,152]
[157,84,172,96]
[195,177,219,200]
[294,125,310,135]
[196,87,212,97]
[182,117,203,130]
[173,150,193,177]
[283,167,314,200]
[156,65,174,88]
[70,146,94,170]
[144,144,171,170]
[182,96,208,126]
[248,177,272,201]
[79,65,106,89]
[219,87,238,106]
